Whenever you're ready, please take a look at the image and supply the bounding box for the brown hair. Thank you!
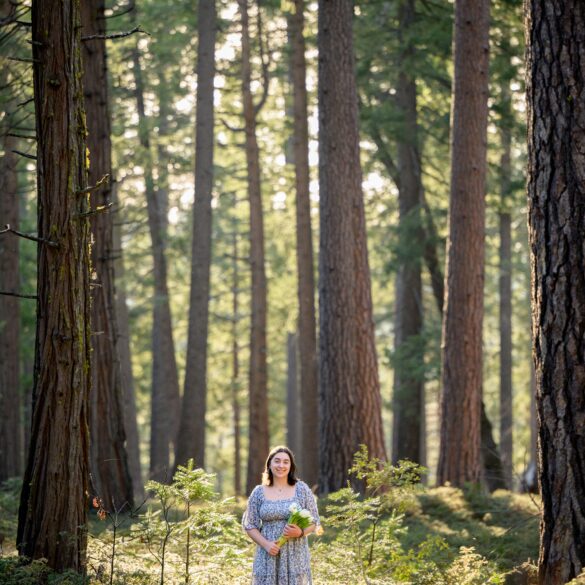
[262,446,298,486]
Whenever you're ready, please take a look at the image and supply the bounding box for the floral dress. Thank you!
[242,480,320,585]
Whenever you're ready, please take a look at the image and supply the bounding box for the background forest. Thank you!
[0,0,583,583]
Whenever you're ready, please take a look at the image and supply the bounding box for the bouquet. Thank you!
[276,502,314,547]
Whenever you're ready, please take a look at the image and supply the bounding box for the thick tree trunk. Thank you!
[289,0,319,488]
[525,2,585,582]
[18,0,91,570]
[498,102,513,490]
[437,0,490,488]
[81,0,133,510]
[0,112,21,482]
[286,333,301,457]
[370,84,505,489]
[318,0,387,494]
[112,200,144,501]
[130,19,181,481]
[240,0,270,495]
[392,0,425,467]
[175,0,216,471]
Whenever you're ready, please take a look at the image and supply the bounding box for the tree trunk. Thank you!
[289,0,319,489]
[437,0,490,488]
[498,96,513,490]
[286,333,301,457]
[112,194,144,501]
[81,0,133,510]
[318,0,387,494]
[481,402,506,492]
[370,82,505,489]
[0,107,21,482]
[18,0,91,570]
[175,0,216,471]
[130,14,181,481]
[240,0,270,495]
[526,1,585,582]
[391,0,425,467]
[232,230,242,497]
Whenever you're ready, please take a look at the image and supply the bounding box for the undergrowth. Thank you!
[0,450,540,584]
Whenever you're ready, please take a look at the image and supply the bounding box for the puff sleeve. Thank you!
[298,481,320,526]
[242,485,263,531]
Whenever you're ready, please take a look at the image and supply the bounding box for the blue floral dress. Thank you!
[242,480,320,585]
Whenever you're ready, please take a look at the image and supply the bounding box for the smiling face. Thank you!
[263,446,297,486]
[270,452,291,480]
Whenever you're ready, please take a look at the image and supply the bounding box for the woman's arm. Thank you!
[246,528,281,556]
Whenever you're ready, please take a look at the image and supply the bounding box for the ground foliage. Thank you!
[0,453,540,584]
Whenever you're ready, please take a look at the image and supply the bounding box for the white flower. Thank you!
[299,510,312,519]
[289,503,300,513]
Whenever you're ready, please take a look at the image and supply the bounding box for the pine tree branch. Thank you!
[12,149,36,160]
[0,224,58,247]
[0,290,37,300]
[81,25,148,42]
[76,173,110,195]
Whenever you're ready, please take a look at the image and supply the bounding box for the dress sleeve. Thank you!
[299,481,320,526]
[242,485,263,531]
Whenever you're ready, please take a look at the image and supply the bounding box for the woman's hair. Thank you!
[262,445,298,486]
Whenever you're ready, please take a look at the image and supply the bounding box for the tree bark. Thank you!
[239,0,270,495]
[391,0,425,467]
[286,333,301,457]
[130,12,181,481]
[18,0,91,570]
[498,94,513,490]
[288,0,319,489]
[175,0,216,471]
[437,0,490,488]
[231,230,242,497]
[318,0,387,494]
[112,195,144,501]
[525,1,585,582]
[81,0,134,510]
[0,106,21,482]
[481,402,506,492]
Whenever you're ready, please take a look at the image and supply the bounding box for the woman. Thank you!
[242,446,321,584]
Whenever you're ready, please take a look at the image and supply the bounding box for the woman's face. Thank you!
[270,451,291,480]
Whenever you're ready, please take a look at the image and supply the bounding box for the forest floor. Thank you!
[0,478,547,584]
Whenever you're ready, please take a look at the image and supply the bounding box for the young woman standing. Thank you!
[243,446,321,584]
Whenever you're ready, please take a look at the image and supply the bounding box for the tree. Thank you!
[113,202,145,501]
[318,0,387,493]
[130,8,181,481]
[526,1,585,581]
[391,0,425,467]
[437,0,490,487]
[288,0,319,488]
[81,0,134,510]
[17,0,91,570]
[239,0,270,495]
[498,78,513,490]
[175,0,217,471]
[286,332,301,457]
[0,96,21,483]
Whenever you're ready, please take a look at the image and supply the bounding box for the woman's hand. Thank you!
[283,524,303,538]
[263,540,281,556]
